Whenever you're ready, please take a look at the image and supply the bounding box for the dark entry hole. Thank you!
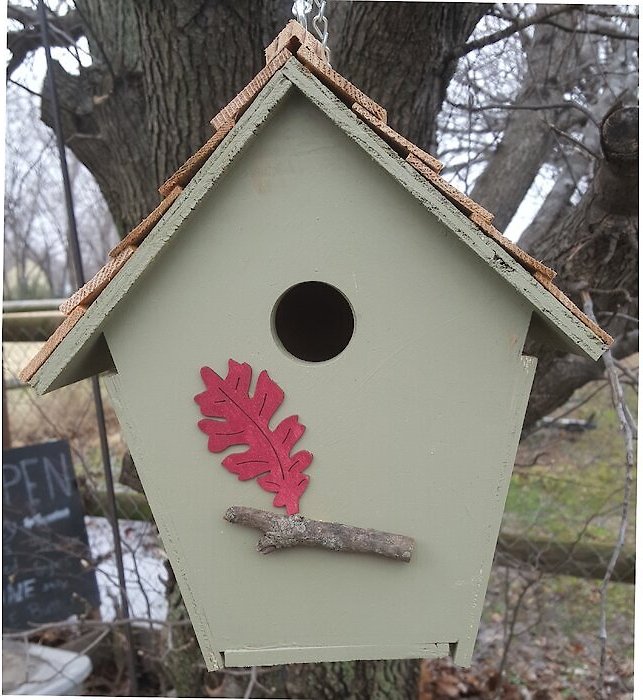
[273,282,355,362]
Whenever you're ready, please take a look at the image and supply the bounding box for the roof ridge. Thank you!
[20,22,612,383]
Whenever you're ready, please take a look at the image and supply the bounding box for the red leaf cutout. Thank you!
[195,359,313,514]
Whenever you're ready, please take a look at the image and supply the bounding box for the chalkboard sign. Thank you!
[3,440,100,631]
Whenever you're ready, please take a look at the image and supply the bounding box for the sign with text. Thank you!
[2,440,100,630]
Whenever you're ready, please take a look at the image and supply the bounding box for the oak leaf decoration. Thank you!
[195,359,313,515]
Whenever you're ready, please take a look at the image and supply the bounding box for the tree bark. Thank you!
[285,658,420,700]
[35,1,484,236]
[522,105,638,427]
[224,505,415,562]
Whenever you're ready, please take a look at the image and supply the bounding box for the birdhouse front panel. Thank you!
[22,27,610,672]
[101,88,538,668]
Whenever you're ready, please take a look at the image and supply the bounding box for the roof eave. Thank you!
[30,70,296,395]
[279,58,607,361]
[29,56,606,395]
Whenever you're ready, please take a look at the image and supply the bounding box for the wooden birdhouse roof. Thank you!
[21,21,611,391]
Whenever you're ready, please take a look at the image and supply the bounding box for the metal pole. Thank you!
[2,368,11,450]
[37,2,138,693]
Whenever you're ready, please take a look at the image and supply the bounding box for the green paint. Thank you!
[31,71,295,396]
[224,643,449,666]
[279,59,606,360]
[99,91,537,667]
[26,56,606,669]
[31,57,605,396]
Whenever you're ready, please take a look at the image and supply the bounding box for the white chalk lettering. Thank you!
[43,455,72,500]
[20,458,42,508]
[3,577,37,605]
[22,508,71,529]
[2,463,21,506]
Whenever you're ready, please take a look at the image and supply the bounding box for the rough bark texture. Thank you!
[225,505,415,562]
[35,1,484,237]
[522,106,638,427]
[285,658,421,700]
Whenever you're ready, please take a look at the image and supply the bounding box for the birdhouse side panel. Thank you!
[101,89,536,666]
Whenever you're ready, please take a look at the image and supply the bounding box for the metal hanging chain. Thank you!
[292,0,331,63]
[312,0,330,63]
[292,0,312,31]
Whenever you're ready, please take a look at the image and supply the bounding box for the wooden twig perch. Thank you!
[224,506,415,563]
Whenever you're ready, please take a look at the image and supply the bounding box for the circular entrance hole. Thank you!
[273,281,355,362]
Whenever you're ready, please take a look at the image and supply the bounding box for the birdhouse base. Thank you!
[223,642,451,667]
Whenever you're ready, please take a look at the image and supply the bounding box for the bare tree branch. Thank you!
[224,506,415,563]
[580,292,636,699]
[448,98,600,125]
[543,19,639,42]
[7,3,84,77]
[547,124,601,159]
[452,6,575,59]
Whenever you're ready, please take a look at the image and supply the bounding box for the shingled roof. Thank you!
[20,21,611,384]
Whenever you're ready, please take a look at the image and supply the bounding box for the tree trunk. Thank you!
[39,1,484,237]
[518,52,638,252]
[522,105,638,427]
[469,9,590,230]
[285,659,420,700]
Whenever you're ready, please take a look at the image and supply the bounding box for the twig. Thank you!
[614,360,638,389]
[581,291,636,699]
[446,99,599,127]
[2,617,192,639]
[547,123,601,159]
[453,6,574,58]
[7,77,44,100]
[224,506,415,563]
[495,572,542,698]
[243,666,258,699]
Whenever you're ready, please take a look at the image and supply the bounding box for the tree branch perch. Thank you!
[224,506,415,563]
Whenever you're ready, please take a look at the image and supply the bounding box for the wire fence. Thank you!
[2,302,636,697]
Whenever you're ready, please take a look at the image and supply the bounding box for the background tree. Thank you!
[6,2,638,698]
[4,83,117,299]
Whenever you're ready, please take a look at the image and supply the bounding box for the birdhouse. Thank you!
[22,23,611,670]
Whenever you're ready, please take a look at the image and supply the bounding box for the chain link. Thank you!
[312,0,331,63]
[292,0,330,63]
[292,0,312,31]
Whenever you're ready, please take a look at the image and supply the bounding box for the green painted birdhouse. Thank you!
[22,23,610,670]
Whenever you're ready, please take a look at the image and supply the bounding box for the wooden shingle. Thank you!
[406,154,493,222]
[110,187,183,257]
[159,122,234,197]
[296,44,387,123]
[210,48,292,131]
[352,103,443,173]
[60,246,136,315]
